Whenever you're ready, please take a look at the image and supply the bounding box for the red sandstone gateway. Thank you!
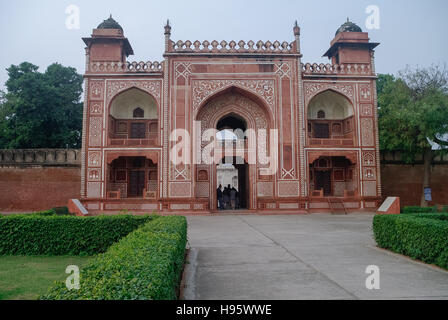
[78,16,381,214]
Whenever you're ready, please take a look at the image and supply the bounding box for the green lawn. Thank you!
[0,256,92,300]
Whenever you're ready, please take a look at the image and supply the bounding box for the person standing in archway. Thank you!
[230,186,237,210]
[235,188,240,209]
[217,184,223,210]
[223,185,231,209]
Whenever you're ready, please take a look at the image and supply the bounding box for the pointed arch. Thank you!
[307,89,354,120]
[306,89,356,144]
[194,87,275,211]
[109,87,158,120]
[194,86,274,126]
[107,86,160,146]
[305,84,355,104]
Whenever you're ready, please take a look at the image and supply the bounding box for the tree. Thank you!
[0,62,83,149]
[377,64,448,207]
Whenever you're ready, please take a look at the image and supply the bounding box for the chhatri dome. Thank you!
[335,18,362,35]
[97,15,123,31]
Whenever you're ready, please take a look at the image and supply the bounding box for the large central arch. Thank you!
[194,87,274,211]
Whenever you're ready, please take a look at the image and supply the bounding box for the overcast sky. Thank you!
[0,0,447,91]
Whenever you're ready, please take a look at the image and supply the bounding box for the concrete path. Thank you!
[183,214,448,300]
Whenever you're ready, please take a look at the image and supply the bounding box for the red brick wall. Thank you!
[1,163,446,212]
[381,164,448,207]
[0,167,80,212]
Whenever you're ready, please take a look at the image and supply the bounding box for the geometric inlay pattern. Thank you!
[192,79,275,113]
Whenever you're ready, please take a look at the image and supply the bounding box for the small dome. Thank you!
[335,18,362,35]
[97,15,123,31]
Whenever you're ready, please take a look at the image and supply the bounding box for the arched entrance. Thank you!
[309,155,358,197]
[217,156,249,210]
[194,88,273,211]
[105,151,159,199]
[216,114,249,209]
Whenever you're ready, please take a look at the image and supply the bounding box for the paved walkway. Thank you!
[183,214,448,300]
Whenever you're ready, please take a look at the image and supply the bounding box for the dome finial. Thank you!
[335,18,362,35]
[164,18,172,36]
[97,15,123,31]
[293,20,300,36]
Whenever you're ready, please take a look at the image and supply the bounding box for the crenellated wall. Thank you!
[0,149,80,167]
[0,149,81,212]
[167,39,297,54]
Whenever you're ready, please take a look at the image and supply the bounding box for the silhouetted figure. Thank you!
[230,187,237,210]
[217,184,223,210]
[223,185,231,209]
[235,189,240,209]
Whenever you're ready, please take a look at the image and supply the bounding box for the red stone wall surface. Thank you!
[0,163,446,212]
[381,164,448,207]
[0,167,80,212]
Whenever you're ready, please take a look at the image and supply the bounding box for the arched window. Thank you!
[133,107,144,118]
[317,110,326,119]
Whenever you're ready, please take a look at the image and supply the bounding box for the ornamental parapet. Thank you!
[302,62,373,76]
[0,149,80,167]
[166,39,297,55]
[88,61,164,74]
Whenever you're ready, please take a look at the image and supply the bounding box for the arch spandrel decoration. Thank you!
[304,82,355,104]
[192,79,275,115]
[106,80,162,106]
[196,92,270,148]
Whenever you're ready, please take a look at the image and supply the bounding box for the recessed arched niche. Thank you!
[307,90,354,144]
[108,88,159,144]
[110,88,157,120]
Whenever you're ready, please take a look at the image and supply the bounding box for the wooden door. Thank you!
[314,123,330,139]
[129,170,145,197]
[130,123,146,139]
[316,170,331,196]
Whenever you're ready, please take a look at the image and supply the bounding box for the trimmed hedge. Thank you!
[410,213,448,221]
[1,209,72,216]
[402,206,438,214]
[40,216,187,300]
[51,207,71,216]
[373,214,448,269]
[0,215,154,256]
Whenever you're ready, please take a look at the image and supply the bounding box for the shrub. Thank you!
[28,209,57,216]
[40,216,187,300]
[402,206,438,214]
[51,207,71,216]
[373,214,448,269]
[1,208,72,217]
[410,213,448,221]
[0,215,154,256]
[35,209,57,216]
